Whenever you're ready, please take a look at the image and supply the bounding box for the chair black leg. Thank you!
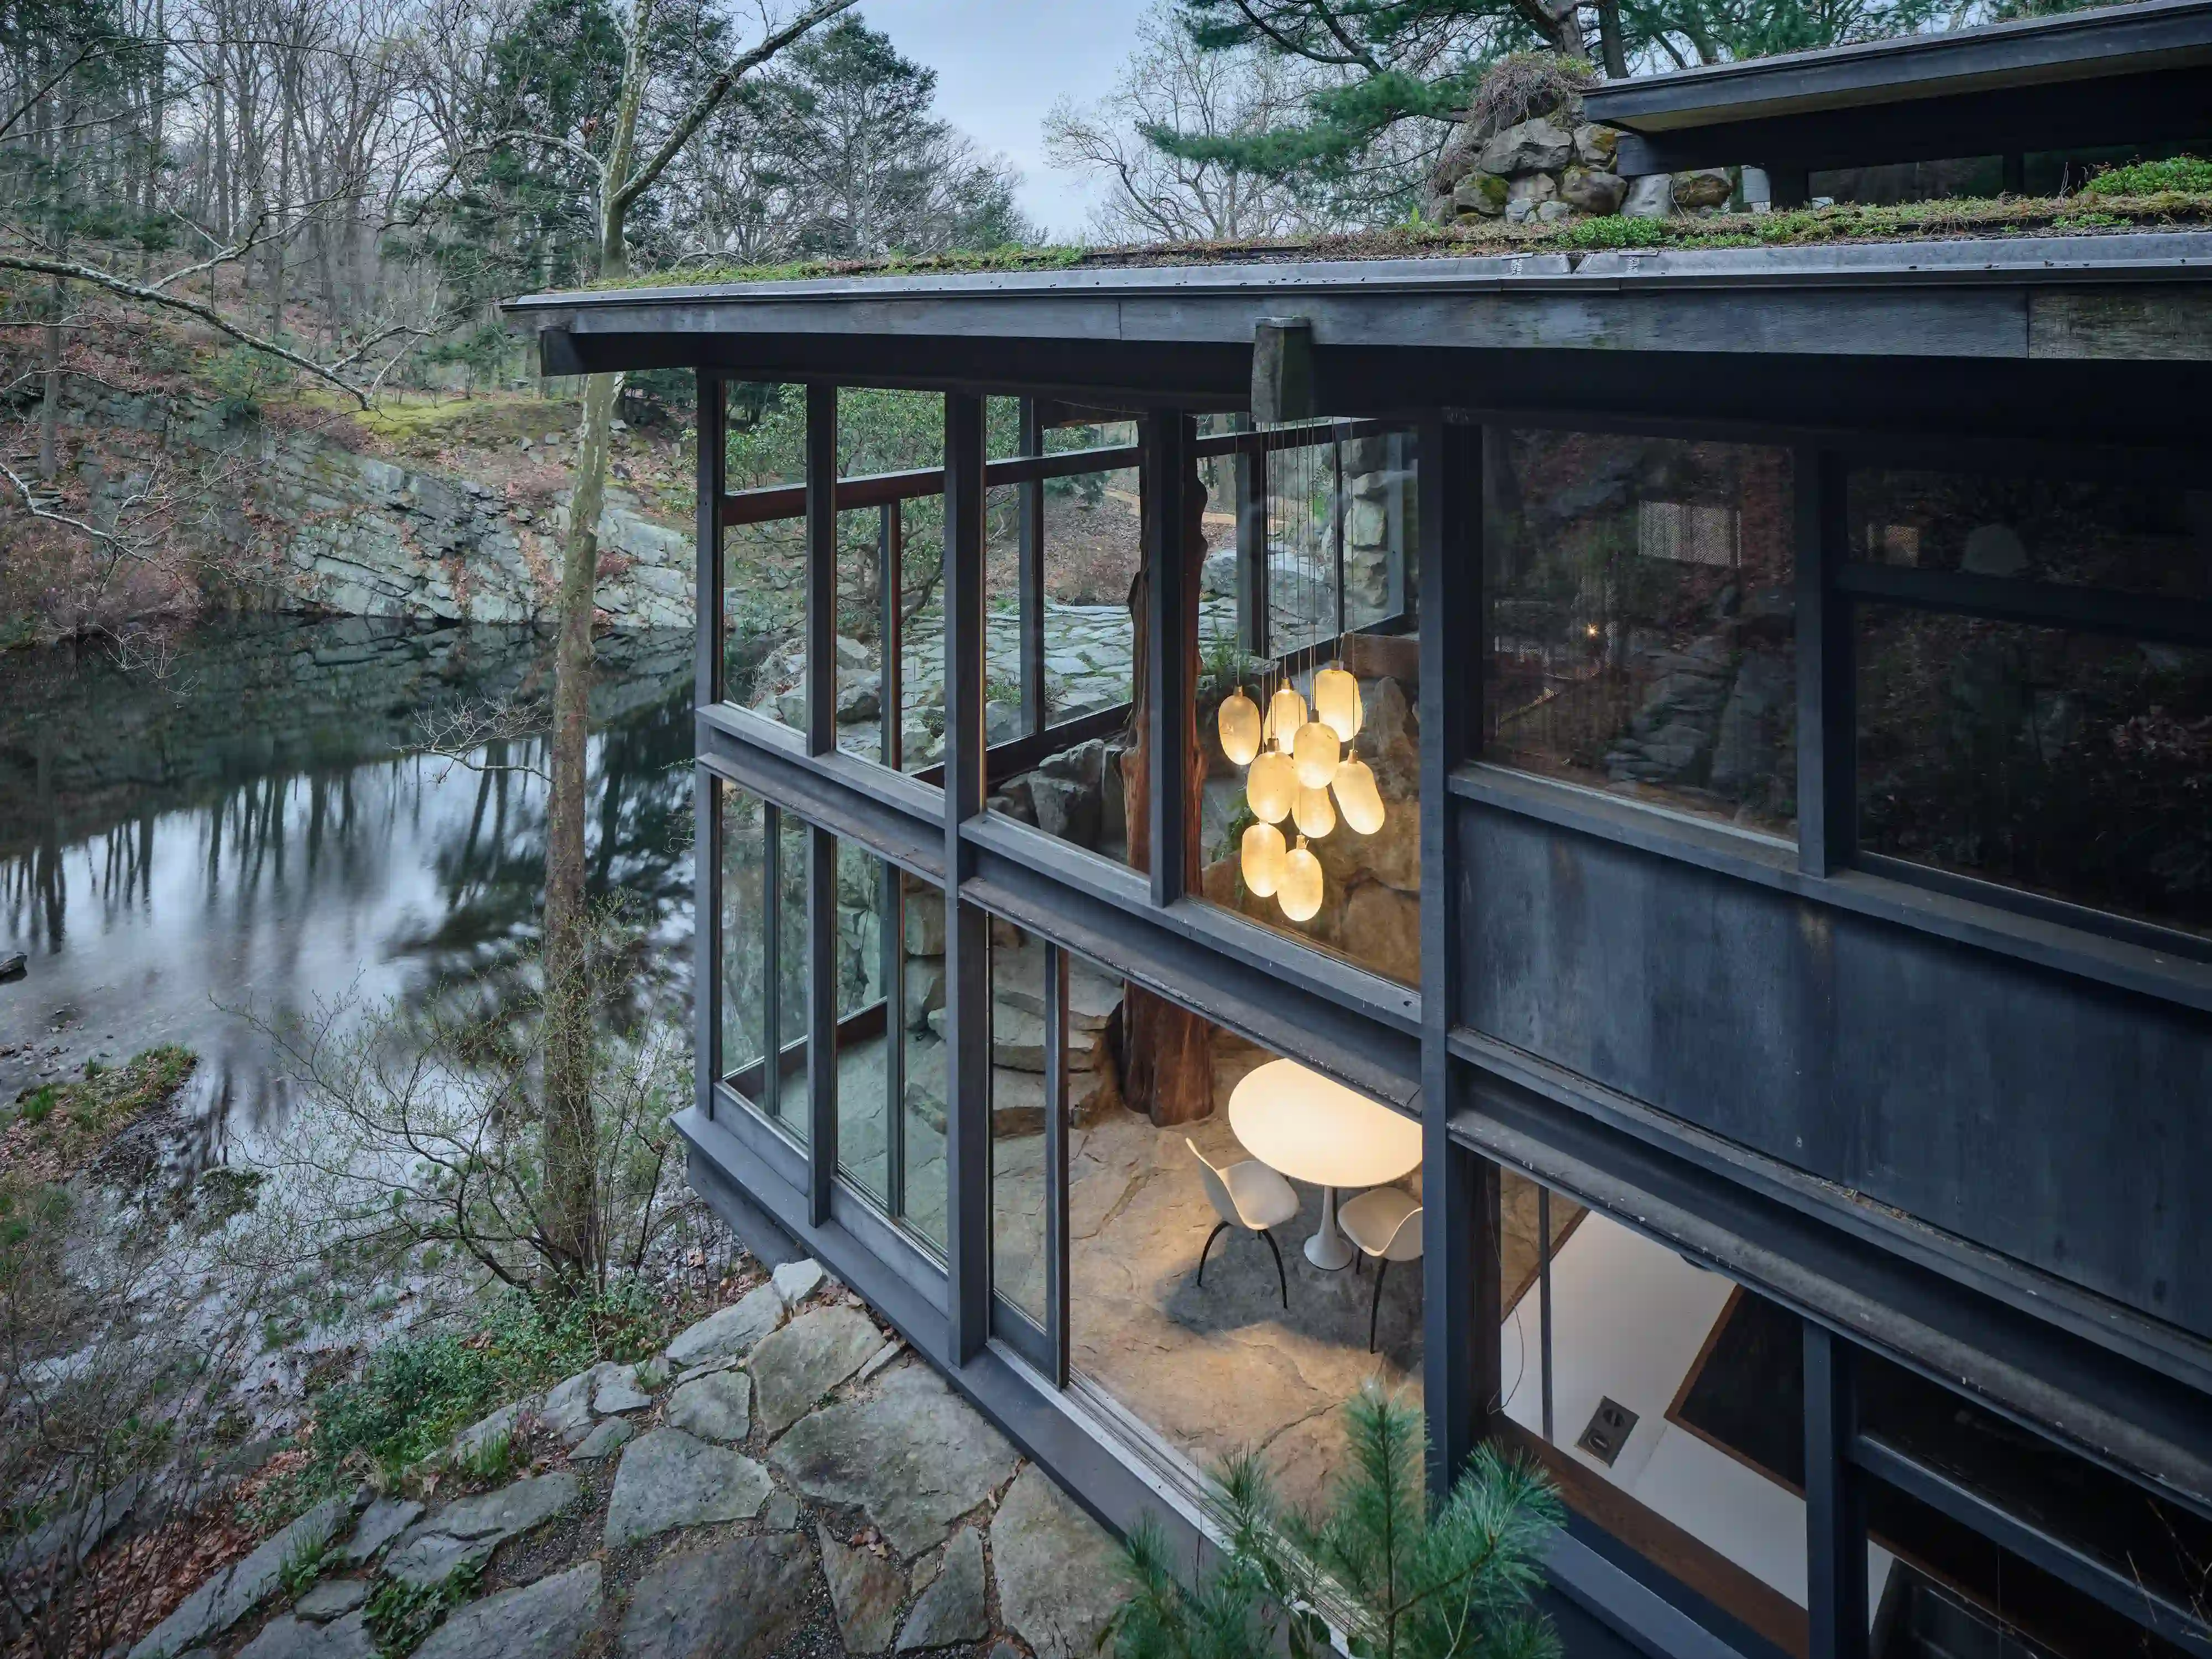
[1197,1220,1229,1287]
[1369,1256,1390,1353]
[1259,1229,1288,1310]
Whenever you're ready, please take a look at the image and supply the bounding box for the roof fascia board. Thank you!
[1582,0,2212,131]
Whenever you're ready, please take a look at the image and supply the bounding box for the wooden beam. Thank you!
[943,390,993,1363]
[1806,1322,1870,1659]
[805,384,837,756]
[1142,410,1196,908]
[806,821,837,1225]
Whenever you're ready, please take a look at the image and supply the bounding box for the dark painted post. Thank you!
[1044,941,1071,1387]
[1418,415,1499,1499]
[1796,448,1854,877]
[1018,397,1046,737]
[881,863,906,1215]
[806,822,837,1224]
[1537,1185,1554,1444]
[694,372,726,1124]
[805,384,837,757]
[1144,410,1194,907]
[761,806,782,1128]
[1235,419,1267,657]
[1806,1321,1870,1659]
[943,391,992,1362]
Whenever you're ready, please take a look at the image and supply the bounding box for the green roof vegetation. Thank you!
[575,185,2212,294]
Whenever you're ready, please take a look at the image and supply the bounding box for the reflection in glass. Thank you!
[1485,431,1797,836]
[722,381,806,733]
[990,924,1048,1329]
[833,838,889,1204]
[1196,422,1423,984]
[1849,470,2212,601]
[898,873,950,1250]
[1857,609,2212,937]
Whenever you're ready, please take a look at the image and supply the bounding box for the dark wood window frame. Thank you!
[690,376,2212,1659]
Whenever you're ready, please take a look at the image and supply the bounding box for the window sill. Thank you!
[1450,763,2212,1016]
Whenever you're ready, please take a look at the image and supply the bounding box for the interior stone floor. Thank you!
[833,1013,1582,1516]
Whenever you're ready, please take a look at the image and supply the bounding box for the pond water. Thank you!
[0,617,696,1161]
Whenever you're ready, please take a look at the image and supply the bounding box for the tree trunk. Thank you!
[1595,0,1628,76]
[1120,426,1214,1128]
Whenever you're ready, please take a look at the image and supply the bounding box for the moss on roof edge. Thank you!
[577,191,2212,294]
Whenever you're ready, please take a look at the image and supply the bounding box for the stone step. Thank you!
[987,943,1124,1032]
[926,1002,1106,1072]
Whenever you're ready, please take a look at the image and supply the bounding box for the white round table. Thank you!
[1227,1058,1423,1270]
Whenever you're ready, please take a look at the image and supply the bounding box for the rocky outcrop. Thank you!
[55,385,692,630]
[1433,99,1746,226]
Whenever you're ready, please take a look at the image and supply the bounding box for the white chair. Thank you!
[1340,1186,1423,1352]
[1187,1139,1300,1310]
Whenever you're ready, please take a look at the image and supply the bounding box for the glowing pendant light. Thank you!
[1265,686,1307,747]
[1332,757,1386,836]
[1313,665,1363,742]
[1217,686,1261,768]
[1280,838,1324,922]
[1240,821,1287,897]
[1293,784,1335,839]
[1291,720,1340,789]
[1246,749,1297,824]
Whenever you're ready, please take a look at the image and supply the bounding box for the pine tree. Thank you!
[1110,1389,1564,1659]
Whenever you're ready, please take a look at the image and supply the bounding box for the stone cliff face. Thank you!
[71,388,694,632]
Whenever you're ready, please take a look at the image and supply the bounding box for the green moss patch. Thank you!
[0,1046,196,1186]
[577,187,2212,296]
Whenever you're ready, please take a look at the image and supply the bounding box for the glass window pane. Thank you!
[1485,431,1798,837]
[723,382,806,734]
[718,781,769,1095]
[1856,609,2212,937]
[898,873,948,1251]
[834,841,890,1204]
[990,923,1048,1329]
[1196,421,1423,984]
[1849,469,2212,601]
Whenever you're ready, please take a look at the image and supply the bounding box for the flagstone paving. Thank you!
[164,1261,1128,1659]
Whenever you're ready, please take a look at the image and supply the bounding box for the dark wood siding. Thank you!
[1455,800,2212,1339]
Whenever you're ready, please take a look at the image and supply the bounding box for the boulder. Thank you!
[1673,168,1733,210]
[235,1614,373,1659]
[1573,123,1620,167]
[1452,172,1510,217]
[127,1496,354,1659]
[1478,117,1573,176]
[895,1528,987,1652]
[292,1580,369,1621]
[604,1430,770,1548]
[340,1498,420,1566]
[769,1364,1019,1557]
[1028,774,1099,849]
[990,1465,1127,1659]
[820,1524,905,1655]
[773,1257,831,1307]
[1507,172,1557,206]
[1560,167,1627,215]
[617,1535,812,1659]
[592,1364,653,1415]
[665,1284,785,1370]
[571,1417,635,1462]
[664,1370,752,1444]
[1536,200,1575,223]
[1622,173,1674,218]
[384,1474,579,1590]
[838,674,882,723]
[414,1564,602,1659]
[748,1305,888,1438]
[1339,883,1421,984]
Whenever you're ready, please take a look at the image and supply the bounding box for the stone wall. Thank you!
[61,386,693,632]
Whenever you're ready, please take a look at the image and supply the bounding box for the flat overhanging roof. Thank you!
[1580,0,2212,174]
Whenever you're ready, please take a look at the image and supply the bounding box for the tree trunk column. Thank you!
[1122,411,1213,1128]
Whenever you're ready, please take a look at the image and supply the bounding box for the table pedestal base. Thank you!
[1305,1186,1355,1271]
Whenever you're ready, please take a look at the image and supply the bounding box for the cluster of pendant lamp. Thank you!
[1218,665,1386,924]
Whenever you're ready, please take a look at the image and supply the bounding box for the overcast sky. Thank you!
[865,0,1150,240]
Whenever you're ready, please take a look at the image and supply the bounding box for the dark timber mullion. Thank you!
[1806,1321,1871,1659]
[1044,940,1070,1387]
[1797,447,1855,877]
[1419,415,1498,1498]
[805,384,838,757]
[695,371,726,1125]
[1144,411,1195,907]
[1235,417,1266,656]
[761,805,782,1128]
[806,822,837,1224]
[943,391,993,1362]
[1537,1184,1554,1445]
[1835,560,2212,648]
[1018,398,1046,737]
[882,864,906,1217]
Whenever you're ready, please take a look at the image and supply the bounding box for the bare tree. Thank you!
[1046,2,1341,244]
